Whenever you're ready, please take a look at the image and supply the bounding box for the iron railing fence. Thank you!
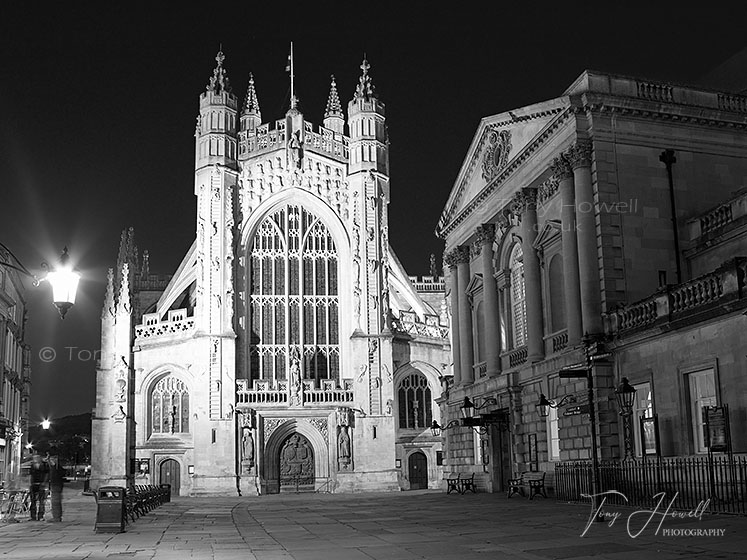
[555,456,747,515]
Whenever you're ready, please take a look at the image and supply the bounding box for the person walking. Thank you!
[48,455,65,522]
[28,454,49,521]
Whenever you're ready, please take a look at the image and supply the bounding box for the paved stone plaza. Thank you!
[2,485,746,559]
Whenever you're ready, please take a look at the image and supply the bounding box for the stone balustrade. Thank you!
[240,119,349,160]
[391,310,449,339]
[135,309,195,339]
[236,378,353,406]
[687,188,747,239]
[606,257,746,335]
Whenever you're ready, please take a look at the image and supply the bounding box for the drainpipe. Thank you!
[659,149,682,285]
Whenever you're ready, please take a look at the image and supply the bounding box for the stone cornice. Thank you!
[437,106,573,239]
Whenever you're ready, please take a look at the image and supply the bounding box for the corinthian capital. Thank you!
[454,245,471,264]
[568,140,593,169]
[443,249,459,269]
[510,187,538,217]
[475,223,496,245]
[550,153,573,179]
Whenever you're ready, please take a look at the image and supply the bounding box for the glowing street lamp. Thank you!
[41,419,51,430]
[0,244,80,319]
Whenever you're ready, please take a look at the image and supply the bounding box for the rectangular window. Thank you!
[546,407,560,461]
[632,382,654,457]
[689,369,717,454]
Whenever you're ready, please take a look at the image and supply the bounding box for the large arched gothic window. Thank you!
[151,376,189,434]
[248,205,340,382]
[509,244,527,347]
[397,373,432,430]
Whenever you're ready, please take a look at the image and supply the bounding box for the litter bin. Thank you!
[94,486,126,533]
[159,483,171,503]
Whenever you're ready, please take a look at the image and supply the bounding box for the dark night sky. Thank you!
[1,3,744,422]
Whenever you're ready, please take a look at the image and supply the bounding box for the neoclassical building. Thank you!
[436,70,747,492]
[0,246,31,489]
[91,51,450,496]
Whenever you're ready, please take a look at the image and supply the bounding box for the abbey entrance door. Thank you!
[408,451,428,489]
[159,458,180,496]
[279,433,315,492]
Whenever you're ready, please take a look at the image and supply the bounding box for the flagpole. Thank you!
[290,42,295,109]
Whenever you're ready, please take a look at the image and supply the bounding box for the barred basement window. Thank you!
[510,244,527,348]
[248,205,340,382]
[151,376,189,434]
[398,373,432,429]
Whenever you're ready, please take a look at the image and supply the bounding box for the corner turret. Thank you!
[194,50,238,180]
[347,58,388,176]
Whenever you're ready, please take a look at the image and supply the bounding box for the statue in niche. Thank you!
[289,131,303,169]
[338,426,351,467]
[289,355,302,406]
[241,427,254,467]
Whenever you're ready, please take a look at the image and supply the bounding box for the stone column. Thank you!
[551,154,583,346]
[569,141,602,335]
[444,250,461,386]
[456,246,475,385]
[476,224,501,376]
[514,188,545,362]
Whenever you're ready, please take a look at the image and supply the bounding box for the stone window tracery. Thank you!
[397,373,432,430]
[249,205,340,382]
[150,376,189,434]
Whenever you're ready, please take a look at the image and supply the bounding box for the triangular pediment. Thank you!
[438,97,569,235]
[532,220,562,250]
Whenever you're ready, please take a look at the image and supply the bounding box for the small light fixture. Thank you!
[615,377,636,415]
[188,465,195,475]
[44,247,81,319]
[430,419,460,437]
[460,395,498,419]
[536,393,576,418]
[395,459,401,468]
[41,419,51,430]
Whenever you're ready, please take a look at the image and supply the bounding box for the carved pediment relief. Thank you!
[481,129,512,182]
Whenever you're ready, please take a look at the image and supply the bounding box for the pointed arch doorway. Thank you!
[159,458,181,496]
[278,433,315,493]
[408,451,428,489]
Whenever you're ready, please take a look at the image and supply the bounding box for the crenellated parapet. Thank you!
[239,119,349,162]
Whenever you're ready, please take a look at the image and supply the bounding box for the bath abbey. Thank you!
[90,51,450,495]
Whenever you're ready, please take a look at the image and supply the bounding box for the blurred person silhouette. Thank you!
[48,454,66,522]
[28,453,49,521]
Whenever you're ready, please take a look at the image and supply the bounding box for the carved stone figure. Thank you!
[338,426,351,465]
[241,427,254,467]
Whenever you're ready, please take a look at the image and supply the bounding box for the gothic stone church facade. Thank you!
[91,52,450,496]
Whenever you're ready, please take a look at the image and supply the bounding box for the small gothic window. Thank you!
[510,244,527,348]
[397,373,432,430]
[150,376,189,434]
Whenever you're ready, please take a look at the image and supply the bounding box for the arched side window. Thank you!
[151,376,189,434]
[509,244,527,348]
[248,205,340,383]
[397,373,433,430]
[548,254,566,332]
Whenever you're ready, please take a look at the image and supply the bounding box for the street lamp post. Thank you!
[0,243,80,318]
[615,377,637,460]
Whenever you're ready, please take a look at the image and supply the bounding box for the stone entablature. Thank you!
[605,257,747,335]
[236,378,354,406]
[238,119,349,161]
[134,309,195,339]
